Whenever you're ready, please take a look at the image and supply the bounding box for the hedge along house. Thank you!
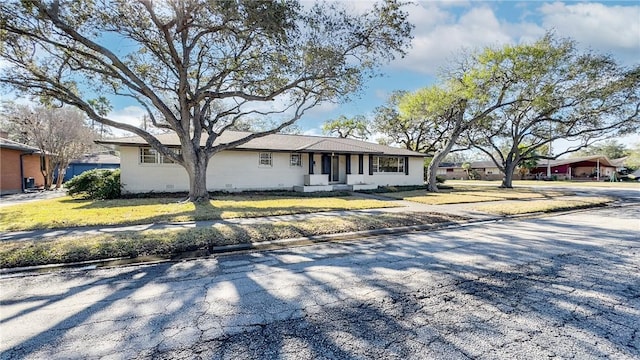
[0,135,50,194]
[97,131,427,193]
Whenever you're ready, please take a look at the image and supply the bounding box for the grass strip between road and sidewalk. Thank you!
[0,212,464,269]
[473,197,615,215]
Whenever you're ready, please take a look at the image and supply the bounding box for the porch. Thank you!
[293,183,378,193]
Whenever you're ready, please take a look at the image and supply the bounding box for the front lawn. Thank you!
[0,212,463,268]
[382,186,570,205]
[0,194,396,231]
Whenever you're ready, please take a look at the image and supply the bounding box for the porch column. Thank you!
[308,152,314,174]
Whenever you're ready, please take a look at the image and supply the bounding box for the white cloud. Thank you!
[393,3,538,75]
[108,106,146,126]
[302,127,323,137]
[107,106,147,136]
[538,2,640,63]
[390,1,639,75]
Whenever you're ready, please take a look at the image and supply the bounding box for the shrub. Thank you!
[66,169,121,199]
[436,175,446,184]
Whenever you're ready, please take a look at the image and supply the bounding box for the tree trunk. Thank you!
[56,169,65,189]
[185,152,210,202]
[426,132,460,192]
[501,160,518,188]
[41,159,54,190]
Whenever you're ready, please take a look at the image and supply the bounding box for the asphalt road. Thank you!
[1,205,639,359]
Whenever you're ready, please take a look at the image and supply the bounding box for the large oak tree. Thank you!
[0,0,412,201]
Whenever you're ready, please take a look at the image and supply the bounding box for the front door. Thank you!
[331,155,340,182]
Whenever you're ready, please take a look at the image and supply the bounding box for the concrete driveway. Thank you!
[1,205,639,359]
[0,189,66,207]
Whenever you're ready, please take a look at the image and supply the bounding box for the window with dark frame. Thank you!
[290,153,302,167]
[259,152,273,167]
[372,156,405,173]
[139,147,180,164]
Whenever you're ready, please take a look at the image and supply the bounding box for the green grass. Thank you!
[0,212,463,268]
[382,186,570,205]
[473,197,614,215]
[0,195,396,231]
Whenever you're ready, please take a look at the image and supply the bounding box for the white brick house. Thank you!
[98,131,426,193]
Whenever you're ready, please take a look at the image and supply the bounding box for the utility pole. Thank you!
[546,122,552,178]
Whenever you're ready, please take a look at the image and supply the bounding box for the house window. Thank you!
[259,152,272,167]
[372,156,404,173]
[140,148,157,164]
[290,153,302,167]
[140,147,180,164]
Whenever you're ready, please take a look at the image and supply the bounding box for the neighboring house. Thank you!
[97,131,426,193]
[60,152,121,182]
[437,161,502,181]
[531,155,618,181]
[0,136,49,194]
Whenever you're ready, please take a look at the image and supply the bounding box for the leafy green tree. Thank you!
[516,145,540,179]
[573,139,630,159]
[0,0,412,201]
[390,72,519,192]
[461,162,472,179]
[624,143,640,170]
[322,115,370,140]
[373,90,441,153]
[465,35,640,188]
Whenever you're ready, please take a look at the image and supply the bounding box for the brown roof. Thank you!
[0,137,42,153]
[543,155,617,168]
[97,131,426,157]
[70,153,120,164]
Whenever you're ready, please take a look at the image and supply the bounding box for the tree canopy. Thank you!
[322,115,370,140]
[0,0,412,201]
[573,140,630,160]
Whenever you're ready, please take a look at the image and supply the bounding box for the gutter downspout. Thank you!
[19,152,27,193]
